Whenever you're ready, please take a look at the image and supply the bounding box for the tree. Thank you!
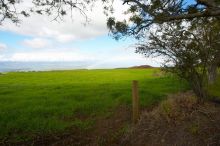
[0,0,98,25]
[107,0,220,39]
[1,0,220,26]
[135,18,220,99]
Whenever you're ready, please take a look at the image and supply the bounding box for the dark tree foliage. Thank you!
[106,0,220,39]
[0,0,28,24]
[136,19,220,98]
[1,0,220,26]
[0,0,100,25]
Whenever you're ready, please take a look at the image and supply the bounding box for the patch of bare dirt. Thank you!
[121,91,220,146]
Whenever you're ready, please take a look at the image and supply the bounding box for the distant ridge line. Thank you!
[116,65,155,69]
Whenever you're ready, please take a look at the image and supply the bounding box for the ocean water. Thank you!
[0,61,92,72]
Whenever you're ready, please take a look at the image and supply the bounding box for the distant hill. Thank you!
[129,65,154,69]
[116,65,154,69]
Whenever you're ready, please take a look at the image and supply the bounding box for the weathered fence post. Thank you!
[132,80,140,124]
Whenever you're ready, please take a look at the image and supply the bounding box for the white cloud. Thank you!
[22,38,51,49]
[0,43,7,50]
[0,46,162,67]
[86,50,162,69]
[56,34,76,43]
[0,55,5,60]
[6,52,95,62]
[0,1,163,68]
[0,1,129,42]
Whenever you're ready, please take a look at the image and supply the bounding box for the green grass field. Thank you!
[208,75,220,98]
[0,69,188,142]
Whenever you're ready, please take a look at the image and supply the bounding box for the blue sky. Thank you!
[0,0,195,68]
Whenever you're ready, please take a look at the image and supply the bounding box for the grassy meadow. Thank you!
[0,68,188,142]
[208,75,220,99]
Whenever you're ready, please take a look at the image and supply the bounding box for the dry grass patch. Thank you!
[122,91,220,146]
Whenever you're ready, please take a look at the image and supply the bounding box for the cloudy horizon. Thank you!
[0,1,162,70]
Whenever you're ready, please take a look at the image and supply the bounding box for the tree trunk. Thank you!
[191,75,207,99]
[208,65,217,84]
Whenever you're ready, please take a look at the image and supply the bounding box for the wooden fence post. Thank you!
[132,80,140,124]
